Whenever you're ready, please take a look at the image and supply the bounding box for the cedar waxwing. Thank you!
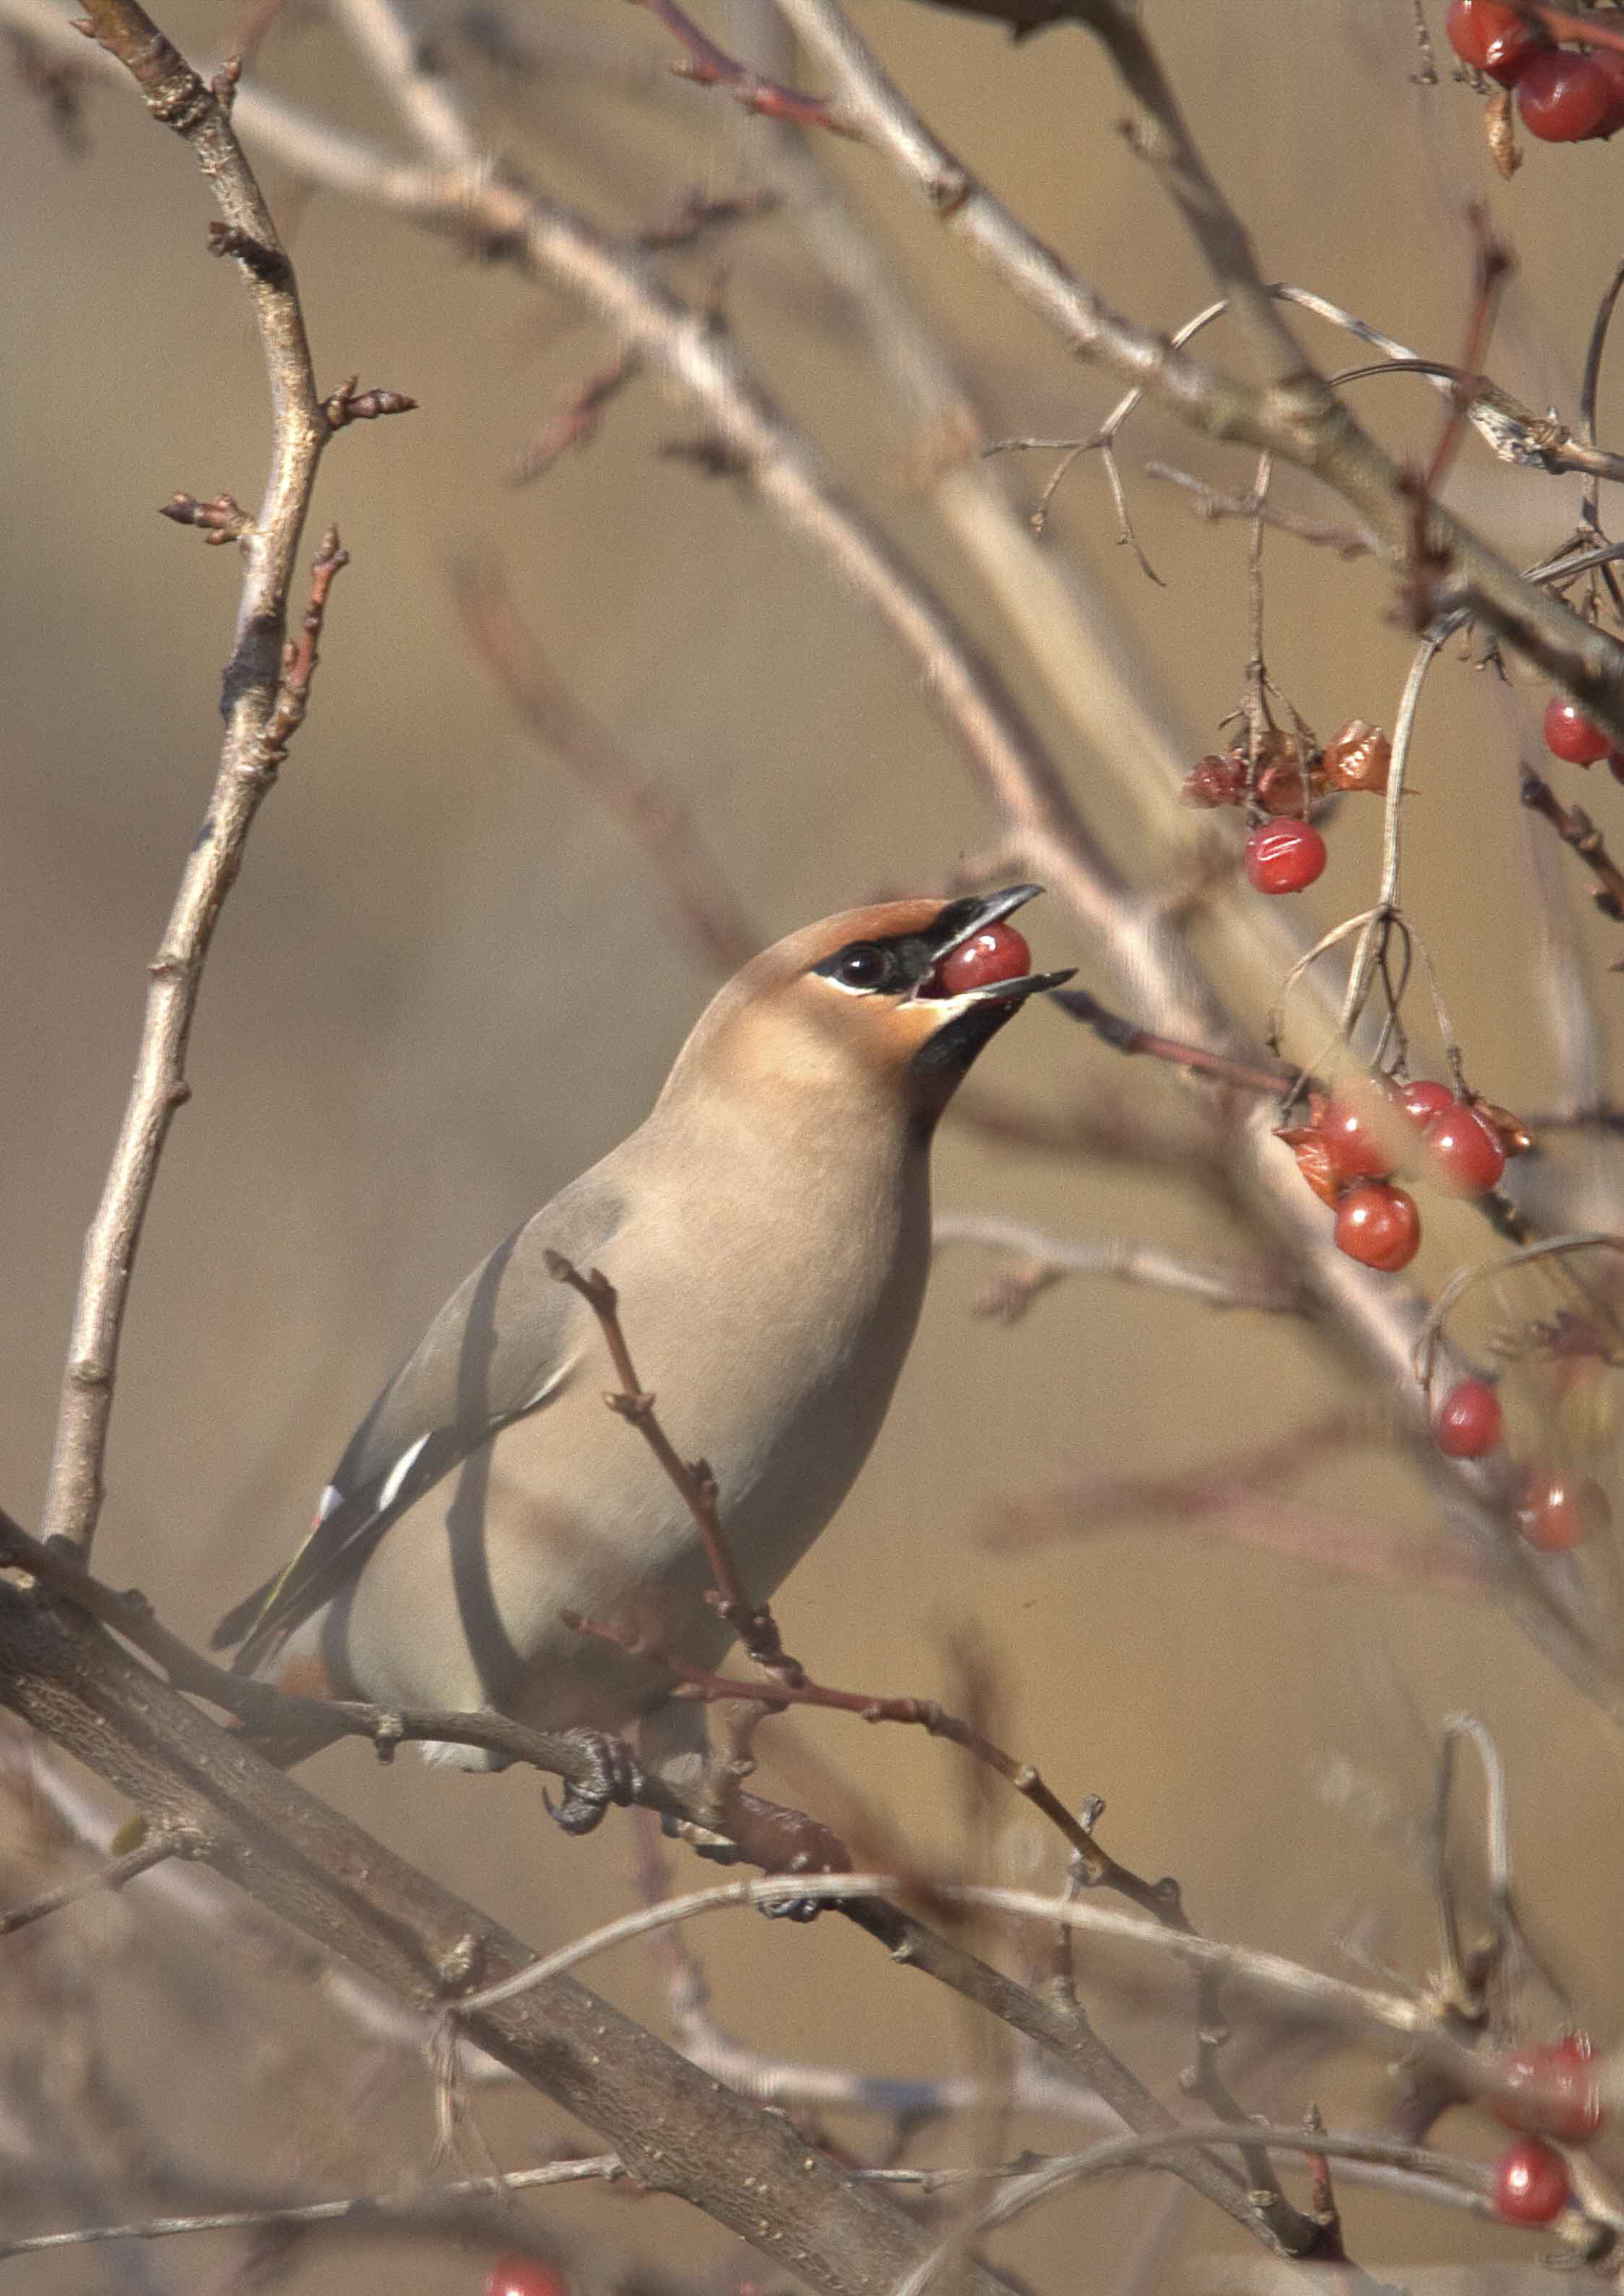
[214,887,1070,1815]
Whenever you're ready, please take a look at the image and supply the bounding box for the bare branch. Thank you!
[775,0,1624,743]
[0,1824,189,1937]
[930,1213,1297,1319]
[38,0,342,1560]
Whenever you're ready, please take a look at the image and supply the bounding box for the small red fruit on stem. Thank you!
[1433,1379,1503,1458]
[931,921,1031,996]
[1245,820,1326,895]
[1518,1469,1611,1552]
[1333,1183,1421,1272]
[1494,2033,1604,2142]
[1321,1094,1396,1183]
[1493,2137,1571,2226]
[1445,0,1550,85]
[1517,47,1620,140]
[486,2259,570,2296]
[1544,695,1611,765]
[1182,752,1247,809]
[1422,1102,1507,1195]
[1396,1078,1456,1132]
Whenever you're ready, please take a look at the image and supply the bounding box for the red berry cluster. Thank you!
[1428,1390,1610,1551]
[1182,720,1392,898]
[1487,2032,1607,2227]
[1544,692,1624,781]
[1276,1079,1514,1272]
[1446,0,1624,141]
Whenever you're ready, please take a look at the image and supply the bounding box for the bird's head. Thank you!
[661,885,1073,1133]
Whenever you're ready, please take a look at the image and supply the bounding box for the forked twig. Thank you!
[545,1252,804,1681]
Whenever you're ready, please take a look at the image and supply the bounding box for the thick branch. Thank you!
[0,1586,1018,2296]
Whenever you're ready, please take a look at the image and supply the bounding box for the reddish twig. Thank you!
[1047,986,1294,1098]
[158,489,252,543]
[1519,2,1624,56]
[637,186,778,251]
[544,1254,804,1682]
[562,1609,1180,1918]
[264,525,348,752]
[1519,763,1624,932]
[508,349,642,485]
[630,0,856,136]
[567,1605,1318,2245]
[322,372,417,429]
[452,557,757,973]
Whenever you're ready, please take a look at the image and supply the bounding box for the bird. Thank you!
[213,885,1071,1822]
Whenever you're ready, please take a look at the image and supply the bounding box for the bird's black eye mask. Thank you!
[812,934,933,996]
[811,900,987,998]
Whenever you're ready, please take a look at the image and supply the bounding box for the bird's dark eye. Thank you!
[835,945,890,989]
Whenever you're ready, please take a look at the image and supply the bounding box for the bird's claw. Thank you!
[544,1729,643,1836]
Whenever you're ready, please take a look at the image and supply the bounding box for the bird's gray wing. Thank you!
[215,1166,625,1672]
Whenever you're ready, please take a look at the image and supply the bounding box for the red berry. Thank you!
[932,921,1032,996]
[1321,1094,1396,1183]
[1544,695,1611,765]
[486,2261,569,2296]
[1518,47,1617,139]
[1494,2137,1571,2225]
[1333,1183,1421,1273]
[1182,752,1247,809]
[1518,1469,1611,1551]
[1434,1379,1503,1458]
[1422,1102,1507,1195]
[1445,0,1550,83]
[1245,820,1326,895]
[1396,1078,1457,1132]
[1495,2033,1604,2141]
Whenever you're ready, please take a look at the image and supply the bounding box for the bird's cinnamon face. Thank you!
[800,885,1073,1107]
[669,887,1072,1121]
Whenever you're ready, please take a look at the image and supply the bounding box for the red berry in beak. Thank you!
[929,920,1032,996]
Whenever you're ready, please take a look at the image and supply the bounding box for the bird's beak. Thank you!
[913,882,1076,1003]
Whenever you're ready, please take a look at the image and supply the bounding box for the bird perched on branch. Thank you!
[214,887,1070,1822]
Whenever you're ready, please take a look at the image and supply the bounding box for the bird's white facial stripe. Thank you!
[377,1432,431,1511]
[313,1482,343,1527]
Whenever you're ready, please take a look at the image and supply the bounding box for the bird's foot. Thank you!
[760,1847,831,1925]
[544,1729,643,1836]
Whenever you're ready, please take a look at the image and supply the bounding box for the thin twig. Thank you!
[0,1826,189,1937]
[776,0,1624,741]
[1520,762,1624,933]
[630,0,856,134]
[0,2158,620,2261]
[38,0,343,1560]
[544,1253,804,1681]
[929,1213,1298,1319]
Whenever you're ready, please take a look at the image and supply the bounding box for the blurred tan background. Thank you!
[7,0,1624,2286]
